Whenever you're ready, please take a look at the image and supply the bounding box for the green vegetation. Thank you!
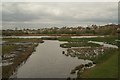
[2,44,37,78]
[3,38,44,43]
[60,42,101,48]
[93,49,117,64]
[2,45,18,55]
[2,38,44,78]
[59,36,118,45]
[59,36,119,78]
[59,36,118,48]
[2,24,119,36]
[81,49,118,78]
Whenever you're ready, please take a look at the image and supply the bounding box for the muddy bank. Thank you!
[2,44,38,79]
[2,38,44,79]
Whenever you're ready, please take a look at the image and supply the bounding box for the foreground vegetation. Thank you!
[2,38,44,79]
[2,45,18,55]
[59,36,119,78]
[81,49,118,78]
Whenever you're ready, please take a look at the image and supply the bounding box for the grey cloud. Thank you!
[2,2,118,29]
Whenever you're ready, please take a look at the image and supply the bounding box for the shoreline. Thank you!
[81,50,118,78]
[2,38,44,79]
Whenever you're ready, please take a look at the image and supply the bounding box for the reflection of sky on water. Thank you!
[17,40,91,78]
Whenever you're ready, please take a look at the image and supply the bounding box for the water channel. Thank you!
[15,40,91,78]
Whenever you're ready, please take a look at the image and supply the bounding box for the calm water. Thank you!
[16,40,91,78]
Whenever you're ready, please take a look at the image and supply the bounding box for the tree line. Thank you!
[2,24,119,36]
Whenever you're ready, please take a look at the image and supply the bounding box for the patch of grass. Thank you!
[51,36,119,78]
[2,38,44,55]
[2,44,38,78]
[93,49,116,64]
[2,45,18,55]
[3,38,43,43]
[58,36,118,45]
[81,49,118,78]
[2,38,42,78]
[60,42,101,48]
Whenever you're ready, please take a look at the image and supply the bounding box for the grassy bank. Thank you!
[59,36,118,78]
[3,38,44,43]
[60,42,101,48]
[58,36,118,45]
[2,45,18,55]
[81,49,118,78]
[2,38,43,78]
[2,38,44,55]
[2,44,37,78]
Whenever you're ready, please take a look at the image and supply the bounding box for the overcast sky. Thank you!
[2,2,118,29]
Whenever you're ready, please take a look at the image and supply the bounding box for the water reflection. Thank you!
[16,40,91,78]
